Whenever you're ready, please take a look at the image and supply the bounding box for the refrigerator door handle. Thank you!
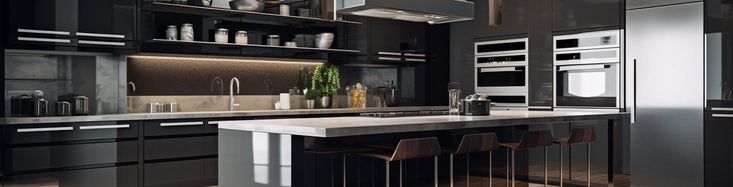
[633,59,637,123]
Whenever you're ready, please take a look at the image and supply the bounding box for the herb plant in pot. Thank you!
[304,89,318,109]
[311,64,340,108]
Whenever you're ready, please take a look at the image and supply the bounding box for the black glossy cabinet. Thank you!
[5,0,136,51]
[474,0,529,38]
[2,165,138,187]
[144,158,217,187]
[704,111,733,186]
[553,0,622,31]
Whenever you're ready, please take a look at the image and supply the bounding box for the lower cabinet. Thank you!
[2,165,138,187]
[144,158,217,187]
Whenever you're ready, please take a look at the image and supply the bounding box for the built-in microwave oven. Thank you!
[553,30,624,110]
[475,38,529,107]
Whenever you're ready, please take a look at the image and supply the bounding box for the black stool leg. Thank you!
[506,150,510,187]
[545,147,548,187]
[559,145,564,187]
[587,143,591,187]
[467,153,470,187]
[489,150,493,187]
[435,156,439,187]
[450,154,455,187]
[386,160,390,187]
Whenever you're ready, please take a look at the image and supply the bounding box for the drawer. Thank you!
[144,158,217,187]
[144,120,216,137]
[4,141,138,172]
[144,135,217,160]
[2,165,137,187]
[5,121,138,145]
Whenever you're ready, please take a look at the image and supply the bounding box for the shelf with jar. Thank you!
[144,1,361,27]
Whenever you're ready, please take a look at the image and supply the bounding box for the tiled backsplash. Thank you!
[127,95,348,113]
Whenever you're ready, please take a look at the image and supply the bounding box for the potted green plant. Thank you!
[304,88,319,109]
[311,64,340,108]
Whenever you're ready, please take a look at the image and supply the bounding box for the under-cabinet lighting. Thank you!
[127,54,324,65]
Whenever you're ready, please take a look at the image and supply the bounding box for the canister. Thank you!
[235,31,248,44]
[166,25,178,40]
[181,23,194,41]
[215,28,229,43]
[267,35,280,46]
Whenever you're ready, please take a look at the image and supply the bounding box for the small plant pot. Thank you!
[318,96,332,108]
[306,100,315,109]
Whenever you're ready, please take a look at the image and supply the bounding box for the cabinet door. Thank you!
[553,0,621,31]
[144,120,216,137]
[144,158,217,187]
[705,112,733,186]
[4,141,138,173]
[5,122,138,145]
[144,136,217,160]
[474,0,529,38]
[627,0,701,10]
[6,0,76,49]
[76,0,135,50]
[2,165,137,187]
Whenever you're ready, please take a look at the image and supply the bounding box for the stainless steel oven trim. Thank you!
[475,52,528,67]
[553,30,621,51]
[553,62,621,109]
[475,65,529,89]
[557,64,609,71]
[553,48,621,66]
[475,38,529,56]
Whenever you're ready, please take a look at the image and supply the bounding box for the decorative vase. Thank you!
[306,100,315,109]
[318,96,332,108]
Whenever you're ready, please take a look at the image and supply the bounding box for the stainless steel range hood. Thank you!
[337,0,474,24]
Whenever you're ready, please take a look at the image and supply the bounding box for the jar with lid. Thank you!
[166,25,178,40]
[215,28,229,43]
[235,31,248,44]
[347,83,367,108]
[267,35,280,46]
[181,23,194,41]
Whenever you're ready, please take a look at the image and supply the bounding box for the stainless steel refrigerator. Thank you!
[626,1,705,187]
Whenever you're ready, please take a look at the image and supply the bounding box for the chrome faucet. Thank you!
[128,81,136,92]
[229,77,240,111]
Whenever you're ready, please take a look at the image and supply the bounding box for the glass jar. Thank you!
[347,83,367,108]
[235,31,248,44]
[215,28,228,43]
[166,25,178,40]
[181,23,194,41]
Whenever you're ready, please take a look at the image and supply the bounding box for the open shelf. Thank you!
[148,39,361,54]
[147,2,361,26]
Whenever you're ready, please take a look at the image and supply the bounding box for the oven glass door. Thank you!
[556,63,618,107]
[476,66,526,87]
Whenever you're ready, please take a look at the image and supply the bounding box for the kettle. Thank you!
[31,90,48,117]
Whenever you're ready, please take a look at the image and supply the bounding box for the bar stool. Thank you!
[444,133,499,187]
[498,130,554,187]
[355,137,442,187]
[555,128,596,187]
[305,143,370,187]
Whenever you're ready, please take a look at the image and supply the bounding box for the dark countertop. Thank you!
[218,110,630,137]
[0,106,447,125]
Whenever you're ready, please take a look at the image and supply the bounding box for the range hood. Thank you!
[337,0,474,24]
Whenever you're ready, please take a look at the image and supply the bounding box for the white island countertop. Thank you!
[218,110,629,137]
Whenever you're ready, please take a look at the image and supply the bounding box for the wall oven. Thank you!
[553,30,623,110]
[475,38,529,108]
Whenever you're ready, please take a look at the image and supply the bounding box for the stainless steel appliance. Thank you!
[56,101,71,116]
[336,0,473,24]
[626,2,704,186]
[474,38,529,109]
[460,94,491,116]
[59,95,90,115]
[31,90,48,117]
[553,30,623,111]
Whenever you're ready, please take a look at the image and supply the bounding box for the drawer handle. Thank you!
[405,58,426,62]
[377,51,402,56]
[18,37,71,44]
[17,127,74,133]
[76,32,125,39]
[378,57,402,61]
[711,107,733,111]
[404,53,426,57]
[78,40,126,46]
[160,122,204,127]
[713,114,733,118]
[79,124,130,130]
[18,28,70,35]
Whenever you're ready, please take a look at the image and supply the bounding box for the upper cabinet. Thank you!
[474,0,529,38]
[553,0,622,31]
[5,0,136,51]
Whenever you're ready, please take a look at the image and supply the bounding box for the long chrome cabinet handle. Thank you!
[18,37,71,43]
[405,58,426,62]
[160,121,204,127]
[712,114,733,118]
[18,28,70,35]
[78,40,126,46]
[711,107,733,111]
[76,32,125,39]
[377,51,402,56]
[17,127,74,133]
[404,53,426,57]
[378,57,402,61]
[79,124,130,130]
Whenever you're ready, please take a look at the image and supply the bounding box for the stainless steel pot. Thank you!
[315,33,334,49]
[71,96,89,115]
[56,101,71,116]
[306,100,315,109]
[229,0,265,11]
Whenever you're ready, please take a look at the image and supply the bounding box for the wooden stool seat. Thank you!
[500,130,554,187]
[444,133,499,187]
[353,137,442,187]
[556,127,596,187]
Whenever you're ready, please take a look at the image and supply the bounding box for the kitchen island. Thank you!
[218,110,630,187]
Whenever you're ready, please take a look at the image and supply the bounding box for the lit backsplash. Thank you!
[127,54,322,96]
